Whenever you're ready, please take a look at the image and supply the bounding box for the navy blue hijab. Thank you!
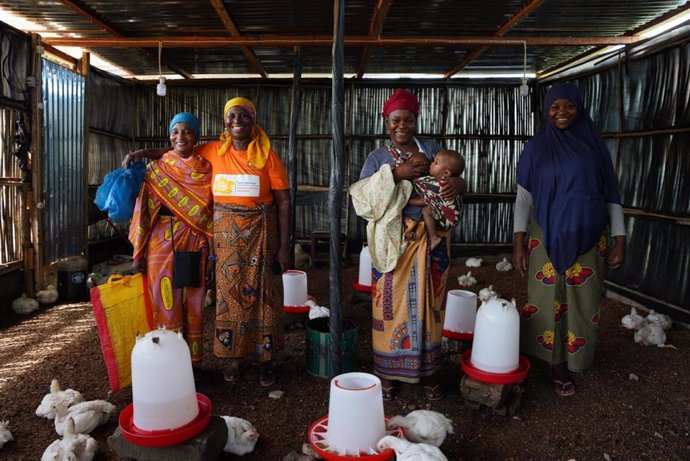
[517,83,621,274]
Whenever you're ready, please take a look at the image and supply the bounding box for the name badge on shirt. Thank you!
[213,174,260,197]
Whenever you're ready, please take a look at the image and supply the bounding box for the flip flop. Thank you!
[259,361,277,388]
[553,379,576,397]
[223,360,245,383]
[382,385,396,401]
[423,384,444,401]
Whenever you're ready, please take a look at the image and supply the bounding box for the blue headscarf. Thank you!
[517,83,621,273]
[168,112,200,141]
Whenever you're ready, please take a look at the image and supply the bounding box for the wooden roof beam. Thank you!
[208,0,267,78]
[44,35,640,48]
[444,0,545,78]
[58,0,193,78]
[356,0,393,78]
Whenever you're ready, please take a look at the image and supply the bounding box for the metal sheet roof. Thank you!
[1,0,689,79]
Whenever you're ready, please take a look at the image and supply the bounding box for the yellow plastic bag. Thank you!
[90,273,154,392]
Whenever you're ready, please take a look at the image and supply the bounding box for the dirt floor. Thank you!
[0,255,689,460]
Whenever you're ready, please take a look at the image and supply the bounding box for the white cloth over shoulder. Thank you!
[349,164,412,273]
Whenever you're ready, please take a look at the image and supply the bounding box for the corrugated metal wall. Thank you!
[41,59,85,262]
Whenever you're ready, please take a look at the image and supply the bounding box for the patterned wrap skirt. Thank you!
[520,220,608,371]
[371,218,450,383]
[212,202,283,362]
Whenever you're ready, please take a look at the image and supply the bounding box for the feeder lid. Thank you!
[308,414,400,461]
[460,349,530,385]
[118,393,212,447]
[352,279,372,293]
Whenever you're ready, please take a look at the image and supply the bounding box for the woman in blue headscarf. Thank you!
[130,112,214,368]
[512,83,625,397]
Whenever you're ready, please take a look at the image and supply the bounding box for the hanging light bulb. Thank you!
[156,42,166,97]
[156,76,167,96]
[519,41,529,97]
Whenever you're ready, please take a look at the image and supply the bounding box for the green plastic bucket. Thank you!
[305,317,358,379]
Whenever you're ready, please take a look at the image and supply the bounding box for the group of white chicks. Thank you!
[621,307,674,347]
[11,285,59,315]
[0,378,260,459]
[376,409,454,460]
[457,257,513,289]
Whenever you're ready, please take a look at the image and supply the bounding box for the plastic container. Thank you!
[326,372,386,456]
[57,256,88,301]
[358,246,372,287]
[443,289,477,340]
[131,329,198,431]
[470,297,520,374]
[283,270,308,307]
[306,317,358,379]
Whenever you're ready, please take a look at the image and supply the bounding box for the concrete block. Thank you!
[108,415,227,461]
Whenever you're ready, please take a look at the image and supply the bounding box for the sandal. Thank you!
[223,359,244,383]
[423,384,444,401]
[381,379,397,401]
[259,361,277,388]
[552,379,576,397]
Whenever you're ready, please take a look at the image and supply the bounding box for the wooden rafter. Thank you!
[208,0,267,78]
[356,0,393,78]
[444,0,545,78]
[58,0,193,78]
[44,35,639,48]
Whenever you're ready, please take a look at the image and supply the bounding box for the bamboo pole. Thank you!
[288,48,302,256]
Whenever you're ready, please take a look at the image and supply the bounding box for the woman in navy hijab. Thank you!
[512,83,626,397]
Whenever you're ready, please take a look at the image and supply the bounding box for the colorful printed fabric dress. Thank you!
[358,139,450,383]
[197,141,289,364]
[129,152,213,364]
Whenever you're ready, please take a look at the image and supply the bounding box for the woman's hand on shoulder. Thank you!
[439,176,465,200]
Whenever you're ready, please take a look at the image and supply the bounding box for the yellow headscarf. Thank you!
[218,97,271,169]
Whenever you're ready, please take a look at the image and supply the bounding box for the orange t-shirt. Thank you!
[196,140,289,206]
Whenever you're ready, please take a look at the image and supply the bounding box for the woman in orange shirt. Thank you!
[125,98,290,387]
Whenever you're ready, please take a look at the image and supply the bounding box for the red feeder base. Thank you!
[460,349,530,385]
[307,415,402,461]
[442,329,474,341]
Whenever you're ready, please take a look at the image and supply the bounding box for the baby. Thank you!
[407,149,465,249]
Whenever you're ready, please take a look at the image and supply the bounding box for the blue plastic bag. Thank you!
[94,162,146,222]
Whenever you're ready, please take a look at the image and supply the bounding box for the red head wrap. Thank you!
[382,88,420,118]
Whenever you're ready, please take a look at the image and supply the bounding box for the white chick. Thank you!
[221,416,259,455]
[478,285,498,302]
[634,323,667,347]
[457,271,477,287]
[53,400,116,436]
[295,243,313,270]
[465,257,483,268]
[0,420,13,449]
[36,284,59,304]
[306,299,330,320]
[386,410,454,447]
[645,310,673,331]
[11,293,39,315]
[377,435,448,461]
[495,257,513,272]
[36,379,85,420]
[621,307,645,330]
[42,415,98,461]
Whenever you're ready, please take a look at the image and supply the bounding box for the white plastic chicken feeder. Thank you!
[325,372,386,456]
[443,289,478,340]
[283,270,309,313]
[470,297,520,374]
[352,245,373,292]
[131,329,199,430]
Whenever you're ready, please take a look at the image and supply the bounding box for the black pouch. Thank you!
[173,251,201,288]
